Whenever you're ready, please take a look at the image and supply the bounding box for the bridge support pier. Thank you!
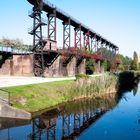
[67,57,76,76]
[100,61,105,73]
[94,60,101,73]
[44,54,60,77]
[76,58,86,74]
[0,54,33,76]
[60,56,77,76]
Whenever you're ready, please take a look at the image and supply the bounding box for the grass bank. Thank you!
[1,74,118,113]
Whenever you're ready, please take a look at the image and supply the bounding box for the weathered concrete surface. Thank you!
[0,53,87,77]
[76,58,86,74]
[12,55,33,76]
[0,117,30,130]
[43,40,57,51]
[0,54,33,76]
[0,59,11,75]
[44,55,60,77]
[59,56,77,76]
[0,101,31,119]
[67,57,77,76]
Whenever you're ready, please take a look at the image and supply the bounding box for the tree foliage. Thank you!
[86,58,95,74]
[133,51,139,70]
[0,37,23,48]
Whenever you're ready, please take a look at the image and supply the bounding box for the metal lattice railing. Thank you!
[0,45,32,54]
[0,89,10,105]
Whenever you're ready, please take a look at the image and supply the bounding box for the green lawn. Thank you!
[1,80,74,112]
[0,73,120,113]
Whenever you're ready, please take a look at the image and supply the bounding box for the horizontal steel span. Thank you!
[27,0,118,50]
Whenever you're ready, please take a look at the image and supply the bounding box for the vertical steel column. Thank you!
[47,9,56,42]
[100,40,104,57]
[46,119,56,140]
[90,37,94,52]
[63,19,71,49]
[62,114,70,137]
[30,118,43,140]
[29,5,46,77]
[74,113,81,131]
[108,44,112,61]
[74,25,81,49]
[90,35,96,53]
[96,39,99,54]
[83,31,90,51]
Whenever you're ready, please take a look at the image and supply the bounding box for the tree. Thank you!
[0,37,23,48]
[133,51,139,70]
[86,58,95,74]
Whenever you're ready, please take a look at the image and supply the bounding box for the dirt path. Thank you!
[0,74,103,88]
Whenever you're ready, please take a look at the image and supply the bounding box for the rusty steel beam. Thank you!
[63,19,71,49]
[27,0,118,51]
[47,10,56,42]
[74,26,81,49]
[29,7,47,76]
[83,31,90,51]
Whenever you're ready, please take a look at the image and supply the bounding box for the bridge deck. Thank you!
[0,45,32,54]
[27,0,118,50]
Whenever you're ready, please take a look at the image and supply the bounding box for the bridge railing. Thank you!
[0,45,32,54]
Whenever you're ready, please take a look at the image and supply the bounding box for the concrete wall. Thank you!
[0,101,31,119]
[0,59,11,75]
[76,58,86,74]
[44,55,60,77]
[0,54,33,76]
[67,57,77,76]
[59,56,77,77]
[12,55,33,76]
[0,53,87,77]
[43,40,57,51]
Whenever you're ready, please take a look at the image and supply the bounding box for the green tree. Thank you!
[86,58,95,74]
[133,51,139,70]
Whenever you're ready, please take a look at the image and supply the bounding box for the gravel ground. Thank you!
[0,74,103,88]
[0,76,75,88]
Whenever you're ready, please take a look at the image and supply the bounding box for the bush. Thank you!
[75,74,90,80]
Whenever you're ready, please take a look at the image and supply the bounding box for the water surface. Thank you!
[0,83,140,140]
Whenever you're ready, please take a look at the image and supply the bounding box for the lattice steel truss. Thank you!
[74,26,81,49]
[47,10,56,42]
[63,19,71,49]
[83,31,90,51]
[29,6,47,76]
[90,36,97,53]
[62,114,71,137]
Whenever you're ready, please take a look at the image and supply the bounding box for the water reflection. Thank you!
[29,93,119,140]
[0,76,140,140]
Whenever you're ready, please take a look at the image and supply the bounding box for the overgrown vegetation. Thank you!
[1,74,118,113]
[69,73,117,100]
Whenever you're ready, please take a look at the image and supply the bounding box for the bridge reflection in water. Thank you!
[29,95,118,140]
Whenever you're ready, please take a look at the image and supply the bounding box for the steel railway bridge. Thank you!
[27,0,120,77]
[29,106,108,140]
[0,0,120,77]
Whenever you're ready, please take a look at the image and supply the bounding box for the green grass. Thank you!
[1,80,74,112]
[0,74,119,113]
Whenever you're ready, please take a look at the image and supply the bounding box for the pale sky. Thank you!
[0,0,140,58]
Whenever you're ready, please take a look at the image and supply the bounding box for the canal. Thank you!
[0,82,140,140]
